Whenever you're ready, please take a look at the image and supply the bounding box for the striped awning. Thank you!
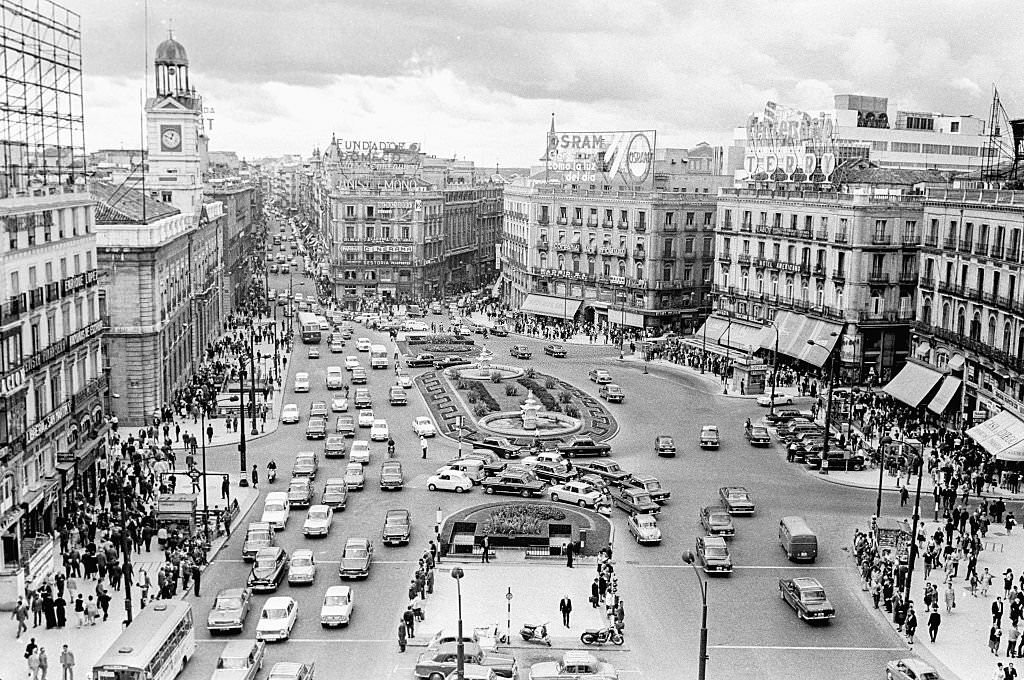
[520,294,582,320]
[883,362,945,408]
[927,376,961,415]
[768,310,843,367]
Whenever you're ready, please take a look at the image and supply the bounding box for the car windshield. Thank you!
[265,502,285,513]
[661,438,674,446]
[289,483,306,493]
[711,513,730,524]
[344,547,368,559]
[262,607,287,619]
[325,595,349,606]
[217,656,250,670]
[292,557,313,567]
[638,517,655,527]
[308,510,328,521]
[325,484,345,494]
[802,589,827,603]
[247,529,270,542]
[727,491,748,501]
[386,516,408,526]
[213,596,240,610]
[296,456,314,466]
[255,558,277,571]
[706,547,728,557]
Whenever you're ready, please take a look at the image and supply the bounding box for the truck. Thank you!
[557,437,612,458]
[609,486,660,515]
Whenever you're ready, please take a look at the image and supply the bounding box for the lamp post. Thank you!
[878,434,892,518]
[238,362,248,474]
[451,567,466,680]
[900,439,924,621]
[701,316,707,374]
[618,286,626,360]
[200,406,209,541]
[807,331,841,472]
[768,323,780,417]
[249,331,259,436]
[723,308,732,395]
[681,551,709,680]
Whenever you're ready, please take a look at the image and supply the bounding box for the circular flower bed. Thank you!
[481,504,567,536]
[422,343,474,354]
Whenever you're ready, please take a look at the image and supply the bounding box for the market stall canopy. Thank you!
[519,294,582,320]
[927,376,961,415]
[883,361,945,408]
[766,311,843,367]
[967,410,1024,457]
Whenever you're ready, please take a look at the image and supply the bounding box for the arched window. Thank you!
[557,254,565,270]
[815,284,824,307]
[956,308,966,336]
[618,261,626,278]
[721,266,730,288]
[757,274,764,294]
[800,281,809,301]
[785,275,794,300]
[572,256,580,273]
[1004,321,1013,354]
[770,275,779,296]
[970,311,982,341]
[663,264,672,281]
[941,302,950,330]
[603,262,610,277]
[636,263,644,280]
[741,271,749,291]
[835,286,844,309]
[922,300,932,326]
[988,315,997,346]
[588,257,595,275]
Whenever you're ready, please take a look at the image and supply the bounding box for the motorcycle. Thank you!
[580,625,624,646]
[267,465,277,483]
[519,621,551,646]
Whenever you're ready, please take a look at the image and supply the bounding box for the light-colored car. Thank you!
[256,596,298,642]
[427,468,473,493]
[321,478,348,510]
[326,367,344,389]
[358,409,375,428]
[403,320,429,332]
[528,651,616,680]
[281,404,300,424]
[211,638,265,680]
[350,440,370,464]
[287,549,317,585]
[293,372,310,393]
[320,585,354,627]
[292,451,318,479]
[370,419,390,442]
[627,512,662,544]
[549,480,602,508]
[885,658,941,680]
[331,396,349,412]
[396,371,414,388]
[356,337,372,351]
[757,393,795,407]
[345,355,360,370]
[206,587,252,634]
[302,504,333,537]
[588,368,612,384]
[412,416,437,437]
[344,462,365,490]
[260,492,290,530]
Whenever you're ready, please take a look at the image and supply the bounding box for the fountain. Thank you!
[453,344,524,380]
[478,390,583,438]
[520,391,542,430]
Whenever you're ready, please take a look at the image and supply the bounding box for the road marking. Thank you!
[711,644,903,651]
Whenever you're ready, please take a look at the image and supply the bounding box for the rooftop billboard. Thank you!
[545,130,656,188]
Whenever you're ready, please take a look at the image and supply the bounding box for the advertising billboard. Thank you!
[739,102,837,184]
[545,130,656,188]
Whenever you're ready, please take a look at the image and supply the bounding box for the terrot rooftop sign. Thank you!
[545,130,656,187]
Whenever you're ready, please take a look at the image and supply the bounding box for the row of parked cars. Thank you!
[768,409,866,471]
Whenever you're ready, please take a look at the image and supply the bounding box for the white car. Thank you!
[549,480,604,508]
[344,462,365,490]
[260,492,290,530]
[520,451,568,469]
[350,440,370,464]
[293,372,310,393]
[326,367,344,389]
[331,396,349,412]
[356,337,372,352]
[427,469,473,493]
[370,419,390,442]
[287,549,317,585]
[589,369,612,384]
[412,416,437,437]
[396,371,414,388]
[756,393,795,407]
[256,596,297,642]
[302,504,333,537]
[403,320,429,332]
[320,585,354,627]
[357,409,375,428]
[344,356,361,371]
[281,404,300,424]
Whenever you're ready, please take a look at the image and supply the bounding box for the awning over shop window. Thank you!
[966,410,1024,457]
[883,361,945,408]
[520,294,583,320]
[694,315,731,345]
[718,321,769,354]
[948,354,966,371]
[927,376,962,415]
[768,310,843,367]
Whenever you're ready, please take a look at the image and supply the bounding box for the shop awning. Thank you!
[719,321,769,354]
[769,310,843,367]
[883,362,945,408]
[927,376,962,415]
[967,410,1024,456]
[611,310,645,328]
[694,315,731,344]
[520,294,582,320]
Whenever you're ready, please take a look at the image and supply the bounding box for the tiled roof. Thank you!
[89,181,180,224]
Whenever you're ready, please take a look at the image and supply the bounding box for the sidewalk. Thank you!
[621,352,789,400]
[0,476,260,678]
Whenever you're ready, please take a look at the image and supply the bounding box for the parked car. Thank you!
[320,585,354,627]
[745,423,772,446]
[415,642,517,680]
[434,356,472,370]
[286,478,314,508]
[719,486,756,515]
[574,458,631,485]
[483,470,546,497]
[654,434,677,457]
[255,596,298,642]
[379,461,404,490]
[885,658,941,680]
[339,537,373,579]
[324,435,347,459]
[302,505,333,537]
[625,475,670,503]
[805,450,866,471]
[627,512,662,544]
[248,547,288,593]
[548,480,602,508]
[598,384,625,402]
[212,638,265,680]
[699,505,736,537]
[528,652,614,680]
[344,462,365,490]
[292,451,319,479]
[757,393,795,407]
[427,469,473,493]
[287,549,317,585]
[779,577,836,622]
[412,416,437,437]
[695,535,733,574]
[321,478,348,510]
[543,343,567,357]
[382,508,412,545]
[207,587,252,633]
[699,425,720,449]
[405,353,437,368]
[765,408,806,425]
[473,436,522,459]
[509,345,532,359]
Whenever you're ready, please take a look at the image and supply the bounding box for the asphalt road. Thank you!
[180,268,912,680]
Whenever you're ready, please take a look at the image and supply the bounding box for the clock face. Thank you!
[160,125,182,152]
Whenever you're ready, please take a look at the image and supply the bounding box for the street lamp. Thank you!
[723,308,732,395]
[878,434,892,518]
[249,331,259,436]
[807,331,841,472]
[451,566,466,680]
[701,315,707,374]
[768,323,780,418]
[238,362,248,475]
[680,551,709,680]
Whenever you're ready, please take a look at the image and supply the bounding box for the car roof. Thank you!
[256,546,283,557]
[221,639,260,656]
[702,535,727,547]
[325,585,351,596]
[386,509,410,518]
[344,537,369,547]
[435,642,483,655]
[266,491,289,501]
[324,477,346,485]
[560,651,600,664]
[215,587,246,599]
[792,577,823,588]
[895,659,935,673]
[308,504,329,512]
[291,548,314,559]
[264,596,294,609]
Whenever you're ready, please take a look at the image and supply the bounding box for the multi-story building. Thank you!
[502,137,728,331]
[0,0,108,605]
[903,188,1024,433]
[204,180,260,311]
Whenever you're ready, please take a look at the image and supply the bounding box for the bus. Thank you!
[92,600,196,680]
[297,312,322,344]
[370,343,388,369]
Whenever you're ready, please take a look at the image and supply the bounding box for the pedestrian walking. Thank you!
[38,647,48,680]
[397,620,407,653]
[591,578,601,608]
[945,581,956,612]
[904,605,917,645]
[402,606,415,638]
[996,598,1007,627]
[13,595,28,637]
[993,625,1004,655]
[927,606,941,642]
[420,436,427,460]
[1009,624,1022,658]
[900,485,909,507]
[559,595,572,628]
[481,536,489,563]
[565,542,574,568]
[251,464,259,488]
[27,647,40,680]
[73,595,84,628]
[206,423,213,443]
[59,645,74,680]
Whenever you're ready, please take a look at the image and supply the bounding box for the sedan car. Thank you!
[344,462,365,490]
[699,425,720,449]
[292,451,318,479]
[320,585,354,627]
[287,549,317,585]
[302,504,333,537]
[331,396,349,412]
[293,373,310,393]
[434,356,472,370]
[382,508,412,545]
[212,638,265,680]
[380,460,404,490]
[654,435,676,457]
[307,347,320,360]
[329,340,345,353]
[719,486,756,515]
[321,478,348,510]
[206,587,252,633]
[286,478,314,508]
[396,371,414,388]
[310,400,328,418]
[344,355,361,370]
[256,596,298,642]
[598,384,624,403]
[248,547,288,593]
[588,368,612,384]
[509,345,532,359]
[405,353,437,368]
[335,415,356,437]
[281,404,300,424]
[356,337,372,351]
[745,424,772,446]
[543,343,567,357]
[695,535,733,574]
[779,577,836,622]
[350,439,370,464]
[765,408,805,425]
[370,419,390,441]
[339,537,374,579]
[548,480,602,508]
[627,512,662,544]
[415,642,517,680]
[351,367,367,384]
[413,416,437,437]
[324,435,347,459]
[357,409,375,427]
[427,469,473,493]
[885,658,941,680]
[757,393,795,407]
[700,505,736,537]
[260,493,290,530]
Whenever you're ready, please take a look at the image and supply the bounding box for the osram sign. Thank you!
[546,130,656,186]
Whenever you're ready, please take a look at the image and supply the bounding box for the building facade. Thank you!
[204,182,259,312]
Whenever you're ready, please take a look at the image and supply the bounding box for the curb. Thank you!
[808,470,1024,503]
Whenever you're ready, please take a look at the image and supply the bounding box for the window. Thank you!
[161,191,172,203]
[686,212,694,226]
[345,205,355,217]
[401,226,410,239]
[365,225,374,239]
[366,206,375,218]
[704,212,713,226]
[638,211,646,229]
[345,226,355,240]
[73,254,80,274]
[28,266,37,289]
[950,121,960,133]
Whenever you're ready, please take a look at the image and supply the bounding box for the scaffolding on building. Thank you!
[0,0,86,200]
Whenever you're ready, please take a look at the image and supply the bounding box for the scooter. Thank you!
[580,625,624,646]
[267,465,277,483]
[519,621,551,646]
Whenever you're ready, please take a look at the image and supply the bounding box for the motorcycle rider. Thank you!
[266,458,278,482]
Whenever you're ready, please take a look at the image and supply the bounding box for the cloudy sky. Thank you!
[66,0,1024,167]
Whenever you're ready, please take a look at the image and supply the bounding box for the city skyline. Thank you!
[68,0,1024,166]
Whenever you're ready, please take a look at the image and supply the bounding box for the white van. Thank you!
[326,366,344,390]
[441,459,485,484]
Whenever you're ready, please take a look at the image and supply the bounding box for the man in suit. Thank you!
[995,597,1006,627]
[559,595,572,628]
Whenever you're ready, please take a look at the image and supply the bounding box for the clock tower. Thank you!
[145,32,207,217]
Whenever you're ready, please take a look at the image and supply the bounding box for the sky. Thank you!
[65,0,1024,168]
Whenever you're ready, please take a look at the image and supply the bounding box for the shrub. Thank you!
[558,390,572,404]
[490,371,503,384]
[457,380,469,390]
[467,381,500,412]
[473,403,489,417]
[564,405,580,418]
[407,334,475,346]
[467,392,478,404]
[505,384,519,397]
[544,378,558,390]
[516,377,559,411]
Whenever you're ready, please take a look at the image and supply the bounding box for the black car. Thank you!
[405,353,436,368]
[543,344,567,358]
[482,470,546,497]
[805,450,865,471]
[433,356,472,370]
[765,408,805,426]
[247,547,288,592]
[529,460,577,485]
[473,437,523,459]
[490,325,509,337]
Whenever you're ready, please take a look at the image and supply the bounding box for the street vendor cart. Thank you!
[874,516,912,564]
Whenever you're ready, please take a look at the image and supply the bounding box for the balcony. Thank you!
[717,250,732,263]
[942,237,958,250]
[717,221,732,232]
[683,222,699,231]
[898,270,918,284]
[587,219,599,227]
[832,269,846,281]
[632,248,646,260]
[834,231,849,244]
[29,287,44,309]
[755,223,772,234]
[814,230,828,241]
[571,218,583,226]
[958,239,972,252]
[798,229,813,240]
[0,293,27,324]
[635,222,647,232]
[602,220,615,228]
[974,241,990,256]
[538,217,550,226]
[598,246,627,258]
[812,264,827,277]
[617,221,629,230]
[740,222,753,232]
[536,240,549,251]
[919,276,935,290]
[1008,246,1022,262]
[585,245,598,255]
[737,254,751,265]
[902,234,921,246]
[924,234,939,248]
[938,280,964,295]
[850,308,916,324]
[920,324,1024,373]
[981,290,997,305]
[556,217,568,225]
[45,282,60,303]
[867,271,890,284]
[553,241,582,253]
[871,233,892,245]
